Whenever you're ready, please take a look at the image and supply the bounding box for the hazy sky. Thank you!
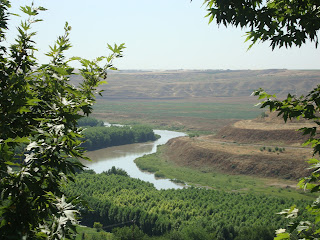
[6,0,320,70]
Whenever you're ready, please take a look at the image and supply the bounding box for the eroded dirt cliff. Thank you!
[165,137,312,180]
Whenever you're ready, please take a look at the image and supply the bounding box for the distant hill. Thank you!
[70,69,320,99]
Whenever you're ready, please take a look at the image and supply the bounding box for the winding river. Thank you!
[83,130,186,190]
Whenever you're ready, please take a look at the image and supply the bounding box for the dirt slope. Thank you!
[164,112,317,180]
[165,137,312,180]
[216,126,309,145]
[216,112,317,145]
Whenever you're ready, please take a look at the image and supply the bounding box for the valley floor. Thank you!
[92,96,316,199]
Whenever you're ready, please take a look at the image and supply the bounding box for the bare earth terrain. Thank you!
[165,136,312,180]
[164,111,316,181]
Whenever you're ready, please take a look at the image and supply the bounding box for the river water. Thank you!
[84,130,186,190]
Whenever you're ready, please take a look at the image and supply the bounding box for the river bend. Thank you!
[84,130,186,189]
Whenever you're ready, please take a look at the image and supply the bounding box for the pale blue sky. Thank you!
[7,0,320,70]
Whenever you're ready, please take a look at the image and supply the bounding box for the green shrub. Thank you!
[93,222,103,232]
[155,171,166,178]
[171,179,185,184]
[112,226,146,240]
[103,166,129,177]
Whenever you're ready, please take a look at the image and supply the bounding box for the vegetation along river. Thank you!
[84,129,186,190]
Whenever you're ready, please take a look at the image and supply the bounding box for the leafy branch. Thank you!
[0,2,124,239]
[253,87,320,239]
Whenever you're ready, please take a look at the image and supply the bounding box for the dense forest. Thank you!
[77,117,158,151]
[65,170,311,240]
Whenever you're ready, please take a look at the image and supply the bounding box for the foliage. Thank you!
[254,88,320,156]
[154,171,166,178]
[200,0,320,49]
[82,125,157,151]
[253,88,320,239]
[103,166,129,177]
[0,2,124,239]
[112,225,146,240]
[77,117,104,127]
[234,226,275,240]
[93,222,103,232]
[260,146,285,153]
[75,225,113,240]
[65,172,312,239]
[188,133,199,138]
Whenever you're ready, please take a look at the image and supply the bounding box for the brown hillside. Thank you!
[164,112,316,180]
[165,137,312,180]
[217,112,317,145]
[70,69,320,100]
[217,126,309,145]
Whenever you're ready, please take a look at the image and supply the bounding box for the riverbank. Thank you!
[82,130,186,190]
[134,144,314,200]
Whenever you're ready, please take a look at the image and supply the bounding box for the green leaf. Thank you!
[274,232,290,240]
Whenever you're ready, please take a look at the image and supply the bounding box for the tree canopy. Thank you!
[200,0,320,49]
[65,171,311,239]
[0,1,124,239]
